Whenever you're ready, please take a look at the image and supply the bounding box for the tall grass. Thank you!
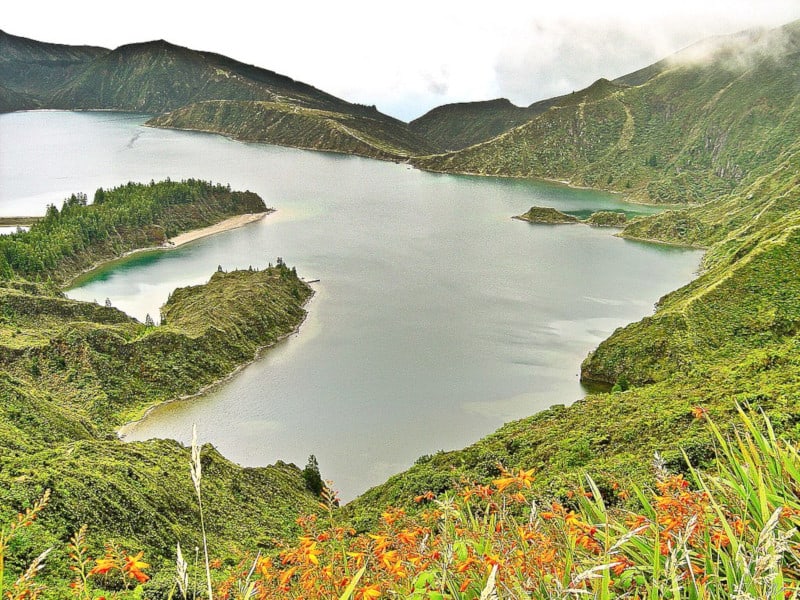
[1,407,798,598]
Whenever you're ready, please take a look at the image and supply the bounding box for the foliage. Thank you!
[0,184,319,588]
[8,409,798,598]
[513,206,580,224]
[0,179,266,284]
[212,409,800,598]
[303,455,325,497]
[413,21,800,206]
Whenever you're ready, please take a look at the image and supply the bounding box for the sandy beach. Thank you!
[168,211,270,247]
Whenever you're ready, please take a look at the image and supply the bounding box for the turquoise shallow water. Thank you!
[0,111,702,500]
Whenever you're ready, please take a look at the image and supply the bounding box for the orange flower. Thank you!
[691,406,706,419]
[306,542,322,565]
[123,551,150,584]
[257,556,274,578]
[279,566,299,586]
[89,557,116,576]
[611,557,633,576]
[456,556,477,573]
[347,551,366,566]
[483,552,503,569]
[357,583,381,599]
[493,475,517,493]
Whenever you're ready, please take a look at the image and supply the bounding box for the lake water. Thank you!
[0,111,702,500]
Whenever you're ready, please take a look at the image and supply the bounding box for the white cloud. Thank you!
[3,0,799,120]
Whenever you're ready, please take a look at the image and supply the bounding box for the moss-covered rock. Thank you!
[513,206,580,224]
[584,211,627,227]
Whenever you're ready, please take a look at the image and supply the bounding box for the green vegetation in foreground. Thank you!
[0,181,320,595]
[413,21,800,204]
[147,99,437,160]
[512,206,580,224]
[0,179,266,285]
[0,263,318,593]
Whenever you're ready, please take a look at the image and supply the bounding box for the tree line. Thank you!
[0,179,265,280]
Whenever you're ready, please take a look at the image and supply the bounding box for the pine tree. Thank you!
[302,455,324,496]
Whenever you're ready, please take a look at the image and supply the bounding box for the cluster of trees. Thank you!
[0,179,264,280]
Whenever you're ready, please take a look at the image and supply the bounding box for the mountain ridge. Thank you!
[410,20,800,204]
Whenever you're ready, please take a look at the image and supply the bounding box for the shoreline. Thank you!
[117,289,316,439]
[168,211,269,246]
[64,211,272,288]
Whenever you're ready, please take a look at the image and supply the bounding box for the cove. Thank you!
[0,111,703,500]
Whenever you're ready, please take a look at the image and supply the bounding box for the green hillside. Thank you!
[46,39,350,114]
[0,185,320,592]
[408,81,626,152]
[349,157,800,524]
[0,29,106,102]
[0,179,267,285]
[148,99,437,160]
[409,98,545,151]
[349,26,800,523]
[413,21,800,204]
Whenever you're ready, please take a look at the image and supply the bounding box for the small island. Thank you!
[513,207,629,228]
[513,206,580,224]
[584,210,628,227]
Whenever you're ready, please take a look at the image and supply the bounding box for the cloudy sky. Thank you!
[4,0,799,120]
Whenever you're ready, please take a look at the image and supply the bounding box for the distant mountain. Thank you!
[0,31,434,160]
[409,79,627,152]
[47,38,358,114]
[413,20,800,204]
[409,98,542,152]
[0,29,106,101]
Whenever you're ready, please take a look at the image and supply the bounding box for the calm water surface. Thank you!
[0,111,702,500]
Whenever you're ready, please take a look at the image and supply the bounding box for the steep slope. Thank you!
[582,149,800,386]
[408,81,621,152]
[409,98,545,152]
[0,82,36,112]
[0,195,319,584]
[47,39,349,114]
[350,157,800,524]
[413,21,800,204]
[0,29,107,103]
[148,99,437,159]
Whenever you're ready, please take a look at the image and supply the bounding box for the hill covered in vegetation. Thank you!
[412,21,800,205]
[351,72,800,537]
[0,31,434,160]
[0,183,321,596]
[0,179,266,285]
[147,100,437,160]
